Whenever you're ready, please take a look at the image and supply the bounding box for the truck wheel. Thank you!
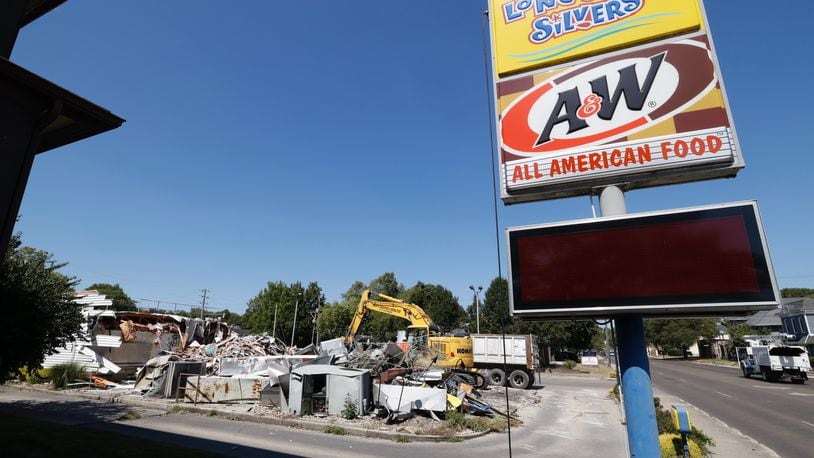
[742,366,750,378]
[508,369,530,389]
[525,370,536,388]
[761,368,771,382]
[473,372,489,390]
[488,368,506,386]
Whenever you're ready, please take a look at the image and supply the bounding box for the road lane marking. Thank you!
[803,420,814,429]
[790,392,814,397]
[716,391,732,398]
[751,385,790,390]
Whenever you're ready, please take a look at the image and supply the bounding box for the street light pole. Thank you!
[272,304,278,339]
[469,285,483,334]
[290,298,299,348]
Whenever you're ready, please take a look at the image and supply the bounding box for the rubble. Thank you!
[48,295,531,436]
[43,291,234,378]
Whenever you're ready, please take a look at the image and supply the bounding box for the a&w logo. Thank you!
[500,38,718,157]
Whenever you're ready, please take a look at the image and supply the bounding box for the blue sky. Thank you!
[11,1,814,314]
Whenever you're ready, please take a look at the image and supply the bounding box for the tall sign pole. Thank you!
[487,3,774,456]
[600,186,658,456]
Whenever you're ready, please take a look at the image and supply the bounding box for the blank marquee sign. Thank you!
[507,201,781,319]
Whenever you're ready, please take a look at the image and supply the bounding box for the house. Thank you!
[744,307,783,333]
[781,297,814,351]
[43,290,230,379]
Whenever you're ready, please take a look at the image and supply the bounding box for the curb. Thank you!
[5,384,490,443]
[693,362,739,369]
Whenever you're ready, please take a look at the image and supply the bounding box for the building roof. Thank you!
[782,297,814,315]
[745,307,782,328]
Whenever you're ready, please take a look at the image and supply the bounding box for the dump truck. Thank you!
[345,290,538,388]
[471,334,539,389]
[737,334,810,384]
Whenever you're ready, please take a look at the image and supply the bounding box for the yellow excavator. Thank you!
[344,290,474,370]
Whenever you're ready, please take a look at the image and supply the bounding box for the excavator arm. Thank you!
[344,290,436,344]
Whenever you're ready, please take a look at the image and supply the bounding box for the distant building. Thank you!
[744,307,783,333]
[781,297,814,351]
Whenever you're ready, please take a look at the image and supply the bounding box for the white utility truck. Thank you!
[471,334,540,389]
[737,334,810,384]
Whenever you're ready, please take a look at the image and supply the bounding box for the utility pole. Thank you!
[272,304,278,339]
[200,289,209,320]
[469,285,483,334]
[310,296,321,346]
[290,296,300,348]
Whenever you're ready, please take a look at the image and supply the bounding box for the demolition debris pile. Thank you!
[48,291,530,431]
[130,333,522,426]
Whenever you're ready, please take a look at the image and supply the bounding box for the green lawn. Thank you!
[0,413,221,457]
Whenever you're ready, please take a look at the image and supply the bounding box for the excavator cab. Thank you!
[406,326,429,346]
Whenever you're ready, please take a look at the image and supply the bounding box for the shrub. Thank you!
[394,435,411,443]
[563,360,577,370]
[666,348,684,357]
[167,405,188,414]
[341,394,358,420]
[608,370,617,379]
[323,426,346,435]
[608,384,620,402]
[445,410,467,429]
[654,398,677,434]
[688,427,714,453]
[659,433,702,457]
[16,366,46,384]
[117,411,142,421]
[49,362,86,390]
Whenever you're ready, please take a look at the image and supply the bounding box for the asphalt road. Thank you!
[650,359,814,458]
[0,374,625,458]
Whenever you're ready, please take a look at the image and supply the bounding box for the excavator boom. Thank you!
[345,290,434,343]
[344,290,474,370]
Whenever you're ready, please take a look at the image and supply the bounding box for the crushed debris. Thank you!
[42,292,542,436]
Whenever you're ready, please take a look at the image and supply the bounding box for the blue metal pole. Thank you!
[616,315,660,457]
[599,186,659,457]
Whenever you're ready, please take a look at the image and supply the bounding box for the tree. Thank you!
[645,318,719,353]
[243,280,325,347]
[403,282,465,331]
[535,321,600,354]
[368,272,403,298]
[726,323,761,350]
[341,280,367,304]
[781,288,814,298]
[220,310,244,327]
[316,301,355,341]
[478,277,510,333]
[86,283,136,311]
[1,234,83,383]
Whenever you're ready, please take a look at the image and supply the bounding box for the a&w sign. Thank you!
[489,1,744,203]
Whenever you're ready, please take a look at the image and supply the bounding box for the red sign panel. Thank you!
[507,202,779,318]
